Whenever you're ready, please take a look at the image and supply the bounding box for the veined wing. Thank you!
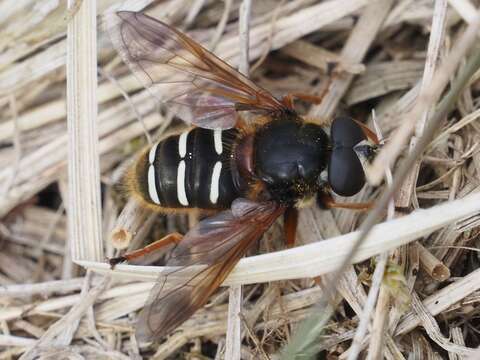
[136,199,285,341]
[106,11,288,129]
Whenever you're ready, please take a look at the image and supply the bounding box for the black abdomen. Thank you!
[135,128,240,209]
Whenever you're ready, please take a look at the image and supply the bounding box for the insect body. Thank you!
[133,113,373,213]
[132,127,240,210]
[133,116,334,212]
[107,11,379,342]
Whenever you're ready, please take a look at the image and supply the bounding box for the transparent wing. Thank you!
[106,11,287,129]
[135,199,284,341]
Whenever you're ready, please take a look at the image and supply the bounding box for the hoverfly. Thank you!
[106,11,379,342]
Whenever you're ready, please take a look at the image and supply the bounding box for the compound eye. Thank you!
[328,148,365,197]
[331,116,366,148]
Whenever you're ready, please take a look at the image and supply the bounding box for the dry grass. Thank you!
[2,0,480,359]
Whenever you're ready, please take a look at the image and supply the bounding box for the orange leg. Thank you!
[282,76,334,109]
[283,93,325,107]
[318,192,372,211]
[326,201,373,211]
[284,207,298,248]
[109,232,183,268]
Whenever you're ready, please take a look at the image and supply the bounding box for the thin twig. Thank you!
[367,14,480,185]
[66,0,103,262]
[346,252,389,360]
[396,0,447,208]
[348,113,394,360]
[183,0,207,28]
[80,191,480,285]
[335,40,480,304]
[208,0,233,51]
[366,285,390,360]
[250,0,285,73]
[225,3,251,358]
[417,242,451,282]
[98,67,151,144]
[19,273,110,360]
[2,94,22,195]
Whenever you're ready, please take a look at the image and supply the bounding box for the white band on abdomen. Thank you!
[214,129,222,155]
[148,142,159,164]
[178,130,189,158]
[147,165,160,204]
[177,160,189,206]
[209,161,222,204]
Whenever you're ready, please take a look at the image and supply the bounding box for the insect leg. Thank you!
[317,191,372,211]
[109,232,183,268]
[326,201,372,210]
[282,75,334,109]
[283,207,298,248]
[283,93,325,107]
